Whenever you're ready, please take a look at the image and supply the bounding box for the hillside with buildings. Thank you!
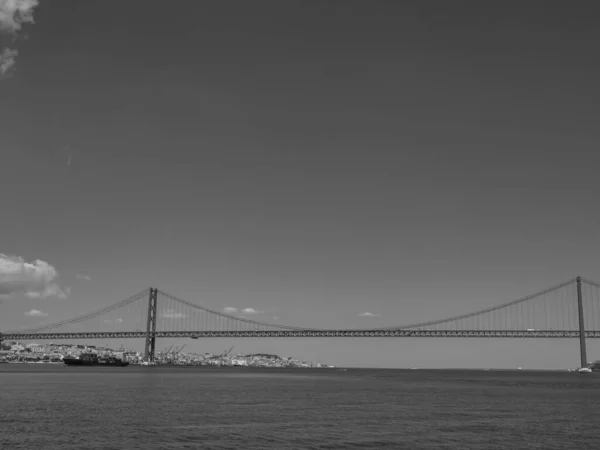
[0,341,332,368]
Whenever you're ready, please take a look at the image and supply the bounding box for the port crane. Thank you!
[160,344,186,365]
[163,344,174,354]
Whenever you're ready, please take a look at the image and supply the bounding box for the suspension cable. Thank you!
[387,278,577,330]
[157,290,310,330]
[6,289,149,333]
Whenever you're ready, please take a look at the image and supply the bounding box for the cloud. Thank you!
[0,253,68,299]
[103,317,124,324]
[0,0,39,77]
[225,307,261,315]
[358,312,380,317]
[24,284,69,300]
[0,47,17,76]
[25,309,48,317]
[161,309,187,319]
[0,0,38,33]
[76,274,91,281]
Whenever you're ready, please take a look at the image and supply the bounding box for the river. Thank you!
[1,365,598,449]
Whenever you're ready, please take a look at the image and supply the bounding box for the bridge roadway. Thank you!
[2,329,600,340]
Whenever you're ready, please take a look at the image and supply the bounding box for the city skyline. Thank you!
[2,1,600,368]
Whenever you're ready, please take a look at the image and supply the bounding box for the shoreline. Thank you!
[0,361,595,372]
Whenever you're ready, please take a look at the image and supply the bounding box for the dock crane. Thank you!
[162,344,186,365]
[214,346,234,366]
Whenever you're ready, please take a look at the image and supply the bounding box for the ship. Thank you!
[98,356,129,367]
[62,353,98,365]
[63,353,129,367]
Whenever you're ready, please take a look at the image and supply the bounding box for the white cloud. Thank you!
[161,309,187,319]
[223,306,237,313]
[0,48,17,76]
[25,309,47,317]
[358,312,380,317]
[0,0,39,77]
[0,0,38,33]
[273,316,279,320]
[241,308,260,315]
[103,317,124,324]
[76,274,91,281]
[0,253,68,299]
[25,284,69,300]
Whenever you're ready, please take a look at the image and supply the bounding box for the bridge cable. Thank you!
[385,278,577,331]
[5,289,150,334]
[581,278,600,289]
[157,290,311,331]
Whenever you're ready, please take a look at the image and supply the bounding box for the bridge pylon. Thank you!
[144,288,158,362]
[576,276,588,368]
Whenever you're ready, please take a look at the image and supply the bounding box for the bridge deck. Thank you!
[2,330,600,340]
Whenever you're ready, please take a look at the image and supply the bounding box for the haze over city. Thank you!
[2,1,600,369]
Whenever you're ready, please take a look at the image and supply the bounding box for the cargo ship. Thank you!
[98,356,129,367]
[63,353,129,367]
[63,353,98,365]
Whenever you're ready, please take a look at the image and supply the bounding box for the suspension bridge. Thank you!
[2,276,600,367]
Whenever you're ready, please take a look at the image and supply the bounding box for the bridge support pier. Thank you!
[144,288,158,362]
[576,276,588,368]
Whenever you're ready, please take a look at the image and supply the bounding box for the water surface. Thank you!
[1,365,599,449]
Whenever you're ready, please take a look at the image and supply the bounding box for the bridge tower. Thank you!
[576,276,588,368]
[144,288,158,362]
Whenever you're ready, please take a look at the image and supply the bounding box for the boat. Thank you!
[63,353,129,367]
[98,356,129,367]
[577,367,592,374]
[63,353,99,366]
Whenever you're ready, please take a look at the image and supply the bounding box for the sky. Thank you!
[1,0,600,369]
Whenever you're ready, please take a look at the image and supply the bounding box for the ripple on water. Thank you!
[1,366,599,449]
